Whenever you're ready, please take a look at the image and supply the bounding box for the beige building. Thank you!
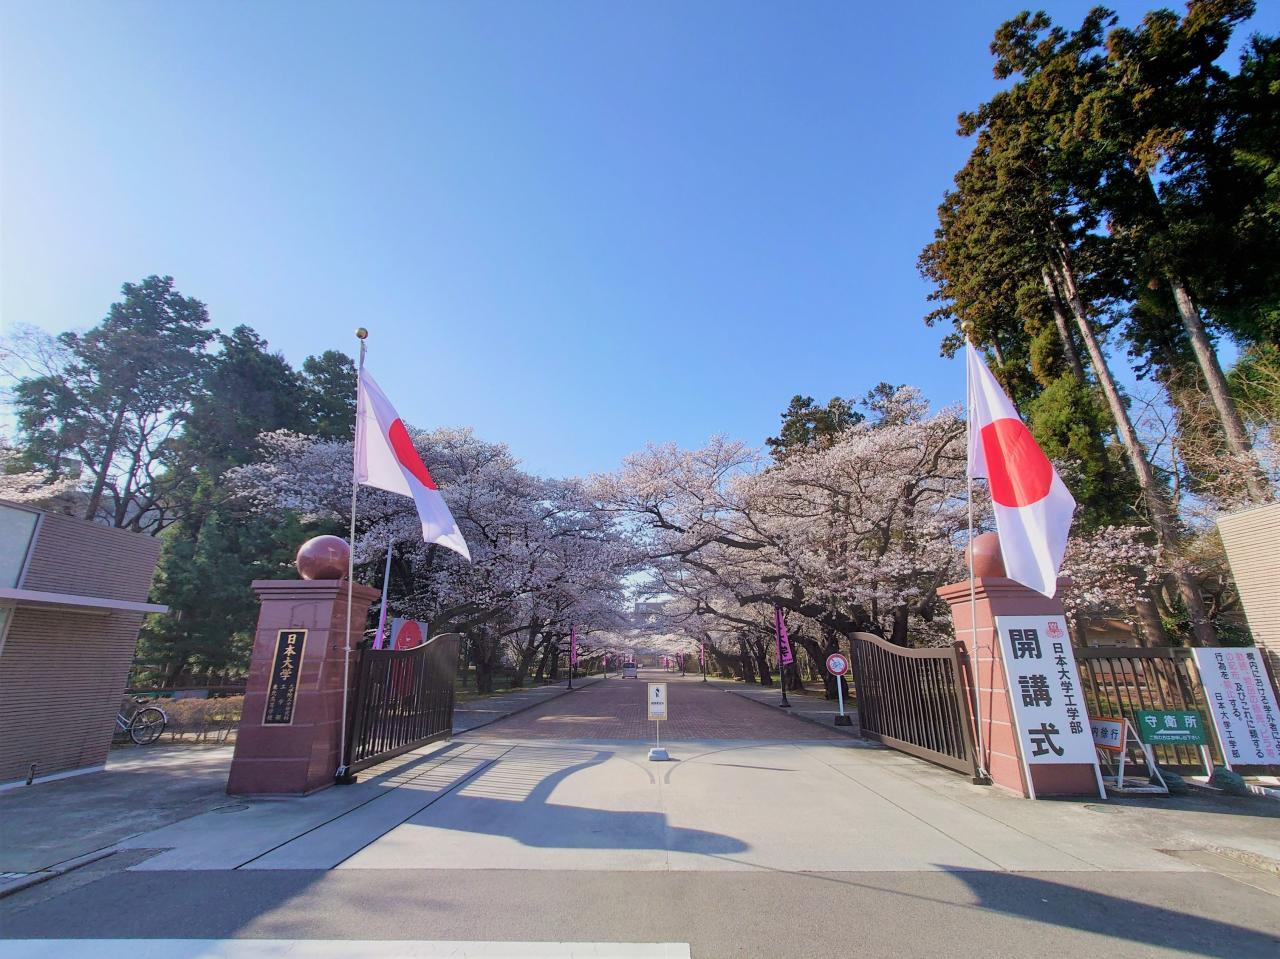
[1217,501,1280,672]
[0,500,165,787]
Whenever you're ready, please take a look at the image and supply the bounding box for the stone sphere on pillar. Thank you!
[295,535,351,580]
[965,532,1006,578]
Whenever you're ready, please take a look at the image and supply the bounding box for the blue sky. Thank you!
[3,1,1275,478]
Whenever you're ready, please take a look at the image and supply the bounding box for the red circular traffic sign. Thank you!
[826,653,850,677]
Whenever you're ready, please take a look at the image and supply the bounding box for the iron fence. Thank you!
[850,631,981,780]
[344,632,460,774]
[1074,647,1221,773]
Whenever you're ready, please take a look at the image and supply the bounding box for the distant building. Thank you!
[632,600,666,620]
[1217,501,1280,672]
[0,500,166,787]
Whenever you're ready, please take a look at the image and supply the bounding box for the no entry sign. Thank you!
[826,653,853,727]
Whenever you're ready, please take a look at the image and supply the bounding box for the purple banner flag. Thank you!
[774,606,794,666]
[570,625,578,667]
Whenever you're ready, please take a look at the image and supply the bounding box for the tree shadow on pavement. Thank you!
[945,867,1280,958]
[394,742,748,855]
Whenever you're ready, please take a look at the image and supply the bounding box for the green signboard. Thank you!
[1134,710,1208,746]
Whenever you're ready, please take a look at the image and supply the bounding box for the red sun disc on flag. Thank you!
[394,620,424,650]
[980,418,1053,507]
[388,419,438,490]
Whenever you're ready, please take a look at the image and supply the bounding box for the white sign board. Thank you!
[1090,717,1125,753]
[1191,648,1280,767]
[647,682,668,721]
[994,615,1099,766]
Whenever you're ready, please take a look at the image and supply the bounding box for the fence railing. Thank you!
[344,632,460,775]
[850,631,981,780]
[1074,647,1222,773]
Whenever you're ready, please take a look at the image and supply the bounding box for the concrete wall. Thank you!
[0,502,162,785]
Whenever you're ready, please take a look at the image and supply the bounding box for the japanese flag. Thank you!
[966,343,1074,596]
[355,370,471,561]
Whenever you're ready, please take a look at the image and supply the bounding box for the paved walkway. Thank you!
[0,677,600,881]
[712,679,862,737]
[453,675,603,733]
[467,673,844,741]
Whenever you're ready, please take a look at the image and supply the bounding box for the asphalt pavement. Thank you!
[1,670,1277,958]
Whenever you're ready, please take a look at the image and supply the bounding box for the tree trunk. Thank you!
[85,401,129,522]
[1166,274,1268,502]
[889,606,911,647]
[752,638,774,687]
[737,638,757,684]
[1129,172,1266,502]
[1048,252,1218,646]
[509,621,540,689]
[793,633,839,699]
[162,652,189,688]
[1041,268,1087,383]
[473,643,494,694]
[1134,589,1169,648]
[533,639,555,682]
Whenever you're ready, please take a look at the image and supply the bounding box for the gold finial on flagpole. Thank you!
[355,327,369,340]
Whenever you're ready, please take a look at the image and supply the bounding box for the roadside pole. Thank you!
[648,682,669,761]
[827,652,853,727]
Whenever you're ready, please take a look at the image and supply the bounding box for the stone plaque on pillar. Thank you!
[227,578,379,796]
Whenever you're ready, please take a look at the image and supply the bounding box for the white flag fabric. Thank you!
[355,371,471,561]
[966,343,1074,596]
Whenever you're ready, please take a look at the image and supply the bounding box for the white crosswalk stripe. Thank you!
[0,941,692,959]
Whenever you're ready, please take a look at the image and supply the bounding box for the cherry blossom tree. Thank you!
[232,426,637,691]
[594,388,976,695]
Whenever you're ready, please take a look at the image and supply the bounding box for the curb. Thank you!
[452,675,605,735]
[0,847,117,901]
[716,684,868,741]
[1204,843,1280,876]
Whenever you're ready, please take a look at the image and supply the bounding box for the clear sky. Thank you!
[3,1,1275,478]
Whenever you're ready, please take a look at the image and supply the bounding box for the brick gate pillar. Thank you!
[226,578,379,796]
[938,534,1099,799]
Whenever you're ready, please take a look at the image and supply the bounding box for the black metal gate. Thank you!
[343,632,460,774]
[849,631,982,780]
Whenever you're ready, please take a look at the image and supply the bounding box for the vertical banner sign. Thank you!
[993,615,1099,767]
[570,626,578,668]
[700,642,706,667]
[774,607,794,666]
[264,629,306,725]
[1191,648,1280,767]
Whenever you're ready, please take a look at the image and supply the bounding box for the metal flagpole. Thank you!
[336,327,368,783]
[965,331,989,782]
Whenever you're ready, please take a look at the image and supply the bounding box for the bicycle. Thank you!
[115,696,168,745]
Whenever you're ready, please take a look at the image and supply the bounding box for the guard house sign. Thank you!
[994,615,1099,769]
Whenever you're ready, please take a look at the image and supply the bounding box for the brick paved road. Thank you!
[466,671,844,741]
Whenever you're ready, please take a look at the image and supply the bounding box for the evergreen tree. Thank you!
[766,395,862,461]
[11,275,213,531]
